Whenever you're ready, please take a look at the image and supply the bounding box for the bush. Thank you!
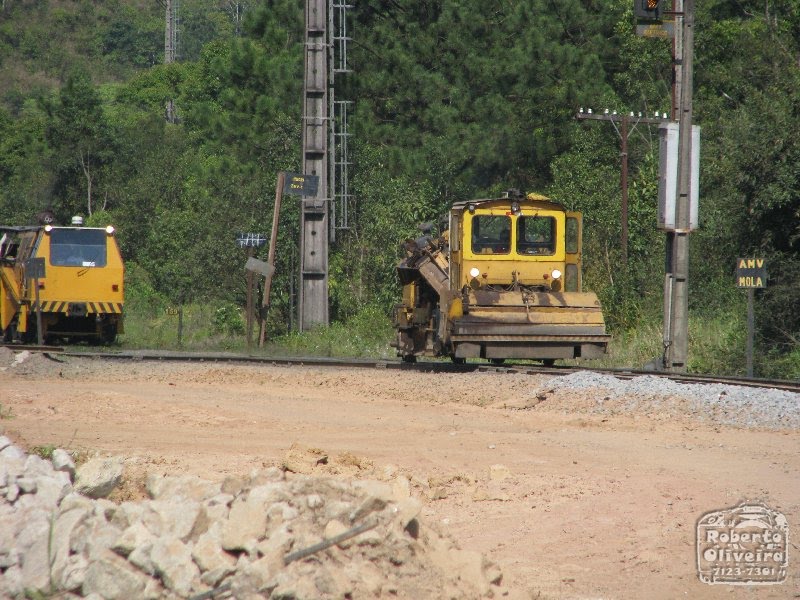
[211,303,245,336]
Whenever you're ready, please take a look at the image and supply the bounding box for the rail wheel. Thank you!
[401,354,417,364]
[102,323,118,344]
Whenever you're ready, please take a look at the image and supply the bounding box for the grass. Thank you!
[117,297,395,359]
[30,444,56,460]
[0,403,14,420]
[113,290,790,376]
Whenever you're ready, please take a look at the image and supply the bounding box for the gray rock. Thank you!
[231,551,283,598]
[113,521,155,557]
[0,565,23,598]
[140,499,202,540]
[256,525,294,557]
[35,472,72,507]
[0,547,18,569]
[94,498,117,521]
[50,508,90,588]
[192,530,235,574]
[221,496,269,551]
[82,550,152,600]
[60,491,96,513]
[110,500,144,530]
[128,541,156,576]
[24,454,54,478]
[150,536,200,597]
[205,493,234,521]
[0,444,25,461]
[57,553,88,592]
[20,522,51,593]
[15,509,51,557]
[75,456,124,499]
[248,482,290,506]
[15,477,36,494]
[5,483,19,503]
[51,448,76,480]
[145,473,220,502]
[75,518,123,561]
[266,501,299,525]
[0,435,12,451]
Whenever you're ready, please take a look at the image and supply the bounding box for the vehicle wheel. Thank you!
[401,354,417,364]
[489,358,505,365]
[541,359,556,367]
[451,356,466,365]
[102,324,118,344]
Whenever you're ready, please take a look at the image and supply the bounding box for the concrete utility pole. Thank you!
[576,110,669,267]
[298,0,330,331]
[664,0,694,372]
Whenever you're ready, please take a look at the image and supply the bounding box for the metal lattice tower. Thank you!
[164,0,179,123]
[330,1,353,240]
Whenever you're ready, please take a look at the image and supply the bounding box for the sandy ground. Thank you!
[1,354,798,599]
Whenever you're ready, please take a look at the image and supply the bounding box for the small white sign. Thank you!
[697,503,788,585]
[245,257,273,278]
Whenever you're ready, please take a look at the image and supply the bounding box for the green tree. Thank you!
[45,68,116,221]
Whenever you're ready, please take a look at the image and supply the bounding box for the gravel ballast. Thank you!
[534,371,800,430]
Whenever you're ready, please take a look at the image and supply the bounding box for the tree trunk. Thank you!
[80,150,93,216]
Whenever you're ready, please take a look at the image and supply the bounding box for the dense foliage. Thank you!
[0,0,798,374]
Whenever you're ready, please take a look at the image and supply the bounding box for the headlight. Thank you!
[551,269,562,279]
[469,267,480,278]
[44,225,53,233]
[105,225,115,235]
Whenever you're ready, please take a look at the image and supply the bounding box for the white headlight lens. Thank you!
[105,225,115,234]
[551,269,562,279]
[44,225,53,232]
[469,267,480,278]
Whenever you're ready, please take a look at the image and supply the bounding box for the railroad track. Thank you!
[21,348,795,394]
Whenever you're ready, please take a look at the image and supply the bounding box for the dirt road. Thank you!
[1,354,797,599]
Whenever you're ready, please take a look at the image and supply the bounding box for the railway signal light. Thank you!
[635,0,662,21]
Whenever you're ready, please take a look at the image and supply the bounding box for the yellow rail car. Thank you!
[392,190,610,364]
[0,222,124,344]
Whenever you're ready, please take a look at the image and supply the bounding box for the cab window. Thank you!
[517,216,555,255]
[50,229,107,267]
[471,215,510,255]
[566,217,579,254]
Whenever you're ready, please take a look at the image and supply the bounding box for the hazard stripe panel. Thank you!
[34,301,124,314]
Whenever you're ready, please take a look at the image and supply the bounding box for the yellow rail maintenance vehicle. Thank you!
[392,190,610,364]
[0,218,124,344]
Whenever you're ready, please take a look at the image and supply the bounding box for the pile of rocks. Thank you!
[0,437,502,599]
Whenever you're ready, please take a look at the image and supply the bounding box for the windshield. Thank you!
[471,215,511,255]
[49,229,107,267]
[516,216,555,255]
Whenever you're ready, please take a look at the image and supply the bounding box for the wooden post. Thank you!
[746,288,754,378]
[177,304,183,346]
[620,113,629,267]
[259,172,285,347]
[245,245,255,348]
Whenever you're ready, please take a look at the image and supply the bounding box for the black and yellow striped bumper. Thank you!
[35,301,124,314]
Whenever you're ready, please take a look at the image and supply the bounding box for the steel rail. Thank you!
[1,343,65,353]
[50,349,800,394]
